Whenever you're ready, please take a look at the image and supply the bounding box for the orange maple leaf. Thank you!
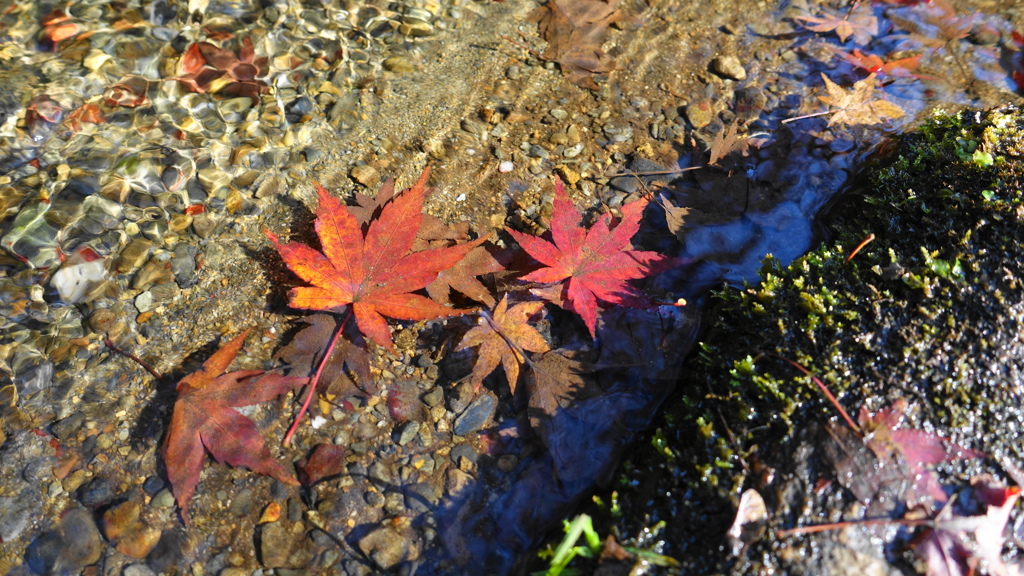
[457,295,550,393]
[163,329,308,522]
[506,179,669,338]
[267,168,485,350]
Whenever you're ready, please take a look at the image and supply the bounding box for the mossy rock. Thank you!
[583,106,1024,574]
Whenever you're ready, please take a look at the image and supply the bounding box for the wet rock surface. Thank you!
[579,108,1024,574]
[1,0,1024,575]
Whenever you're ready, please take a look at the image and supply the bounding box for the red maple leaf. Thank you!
[831,48,923,79]
[163,329,308,522]
[505,179,669,337]
[267,168,485,350]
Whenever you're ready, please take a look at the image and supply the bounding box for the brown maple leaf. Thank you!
[819,73,905,127]
[267,168,485,350]
[456,295,550,393]
[163,329,308,522]
[794,6,878,45]
[506,179,669,338]
[531,0,621,90]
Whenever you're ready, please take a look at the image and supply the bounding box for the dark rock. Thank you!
[78,476,116,508]
[142,476,165,495]
[50,412,85,440]
[453,394,496,436]
[25,507,102,574]
[447,381,475,414]
[405,483,440,513]
[288,497,303,522]
[449,444,477,467]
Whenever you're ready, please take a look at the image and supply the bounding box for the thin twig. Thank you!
[777,516,929,538]
[781,110,831,124]
[282,310,352,446]
[105,338,163,380]
[843,233,875,267]
[768,353,860,434]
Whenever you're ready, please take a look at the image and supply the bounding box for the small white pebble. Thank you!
[455,193,466,202]
[310,416,328,430]
[499,161,514,173]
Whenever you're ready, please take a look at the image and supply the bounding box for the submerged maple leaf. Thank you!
[831,48,923,79]
[506,179,669,338]
[819,73,905,127]
[456,295,550,393]
[163,329,308,522]
[267,168,485,350]
[794,6,879,45]
[531,0,621,90]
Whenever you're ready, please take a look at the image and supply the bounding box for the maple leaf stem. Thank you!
[282,310,351,446]
[104,338,163,380]
[767,353,861,434]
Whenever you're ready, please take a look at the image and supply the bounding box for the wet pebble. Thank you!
[383,56,416,73]
[711,54,747,80]
[0,494,37,542]
[446,468,473,497]
[357,524,412,571]
[142,476,165,495]
[453,394,496,436]
[51,412,85,440]
[134,291,154,313]
[422,387,443,407]
[25,507,102,574]
[528,144,550,159]
[685,100,715,129]
[171,244,199,288]
[229,488,254,516]
[123,565,157,576]
[350,165,379,188]
[259,521,310,569]
[602,121,633,143]
[396,421,420,446]
[78,476,116,508]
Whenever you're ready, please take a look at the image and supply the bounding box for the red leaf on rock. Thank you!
[506,179,669,337]
[267,168,485,350]
[858,400,984,504]
[914,476,1021,576]
[296,443,346,486]
[163,329,308,522]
